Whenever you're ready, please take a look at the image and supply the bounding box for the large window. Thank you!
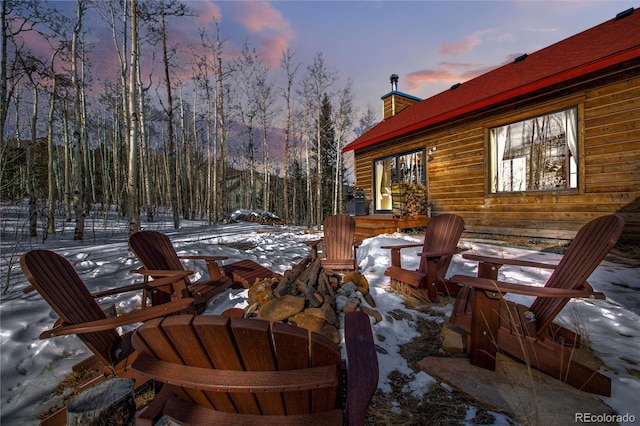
[490,107,578,193]
[374,149,425,212]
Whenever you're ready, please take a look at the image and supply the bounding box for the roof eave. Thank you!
[343,46,640,154]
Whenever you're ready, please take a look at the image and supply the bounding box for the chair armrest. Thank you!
[306,238,323,259]
[90,274,191,298]
[417,249,460,259]
[344,311,378,426]
[450,275,605,299]
[177,255,226,279]
[306,239,322,248]
[90,281,150,298]
[178,255,228,261]
[39,297,195,339]
[380,243,422,250]
[131,268,194,277]
[462,253,557,270]
[381,243,423,268]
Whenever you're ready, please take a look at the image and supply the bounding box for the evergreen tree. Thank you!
[317,93,335,218]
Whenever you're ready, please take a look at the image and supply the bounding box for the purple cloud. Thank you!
[232,1,296,66]
[439,29,495,56]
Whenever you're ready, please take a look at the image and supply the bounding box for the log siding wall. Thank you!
[353,74,640,242]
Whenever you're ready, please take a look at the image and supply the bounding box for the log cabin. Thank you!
[343,7,640,243]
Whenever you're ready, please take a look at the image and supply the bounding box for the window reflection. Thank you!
[490,107,578,193]
[374,150,425,213]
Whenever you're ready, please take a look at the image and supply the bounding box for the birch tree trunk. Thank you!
[161,6,179,229]
[217,55,226,221]
[333,82,353,215]
[28,84,38,237]
[72,0,86,240]
[62,97,72,222]
[138,71,153,222]
[126,0,140,234]
[46,52,59,235]
[281,49,299,224]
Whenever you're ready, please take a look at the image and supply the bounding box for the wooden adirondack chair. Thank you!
[382,213,465,302]
[129,231,273,311]
[20,249,194,426]
[308,214,362,271]
[131,311,378,426]
[449,214,625,396]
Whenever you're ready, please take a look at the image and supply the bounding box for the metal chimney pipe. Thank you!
[390,74,399,92]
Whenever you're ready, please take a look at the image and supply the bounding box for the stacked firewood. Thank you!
[272,257,340,306]
[244,255,378,344]
[396,183,429,216]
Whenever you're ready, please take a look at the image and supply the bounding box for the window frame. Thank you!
[372,148,426,214]
[486,101,584,196]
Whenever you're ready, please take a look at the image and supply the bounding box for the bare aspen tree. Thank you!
[126,0,140,234]
[332,80,354,214]
[98,107,111,226]
[193,29,215,223]
[79,39,92,211]
[191,27,228,223]
[306,52,337,224]
[216,54,228,220]
[24,59,40,237]
[137,60,153,222]
[97,0,129,217]
[297,75,314,225]
[233,42,263,210]
[255,65,276,213]
[0,0,8,148]
[280,49,299,224]
[159,0,183,229]
[46,49,62,235]
[61,95,72,221]
[354,105,377,137]
[2,0,64,229]
[0,0,52,157]
[71,0,86,240]
[176,82,193,219]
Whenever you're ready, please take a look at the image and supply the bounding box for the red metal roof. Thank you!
[343,8,640,153]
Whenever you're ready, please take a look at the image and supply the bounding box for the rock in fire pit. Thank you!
[243,255,378,343]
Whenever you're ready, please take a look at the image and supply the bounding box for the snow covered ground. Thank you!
[1,208,639,425]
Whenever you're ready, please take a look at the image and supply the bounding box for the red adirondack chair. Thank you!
[20,249,194,425]
[382,213,465,301]
[308,214,362,271]
[129,231,273,312]
[449,214,625,396]
[132,311,378,425]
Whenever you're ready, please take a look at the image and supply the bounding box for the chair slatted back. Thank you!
[322,214,357,269]
[129,230,191,304]
[129,230,186,272]
[132,315,342,417]
[530,215,624,335]
[20,250,118,366]
[420,214,465,277]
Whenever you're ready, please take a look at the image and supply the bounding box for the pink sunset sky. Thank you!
[21,1,639,117]
[195,0,636,107]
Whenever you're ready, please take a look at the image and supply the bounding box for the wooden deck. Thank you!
[354,215,430,238]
